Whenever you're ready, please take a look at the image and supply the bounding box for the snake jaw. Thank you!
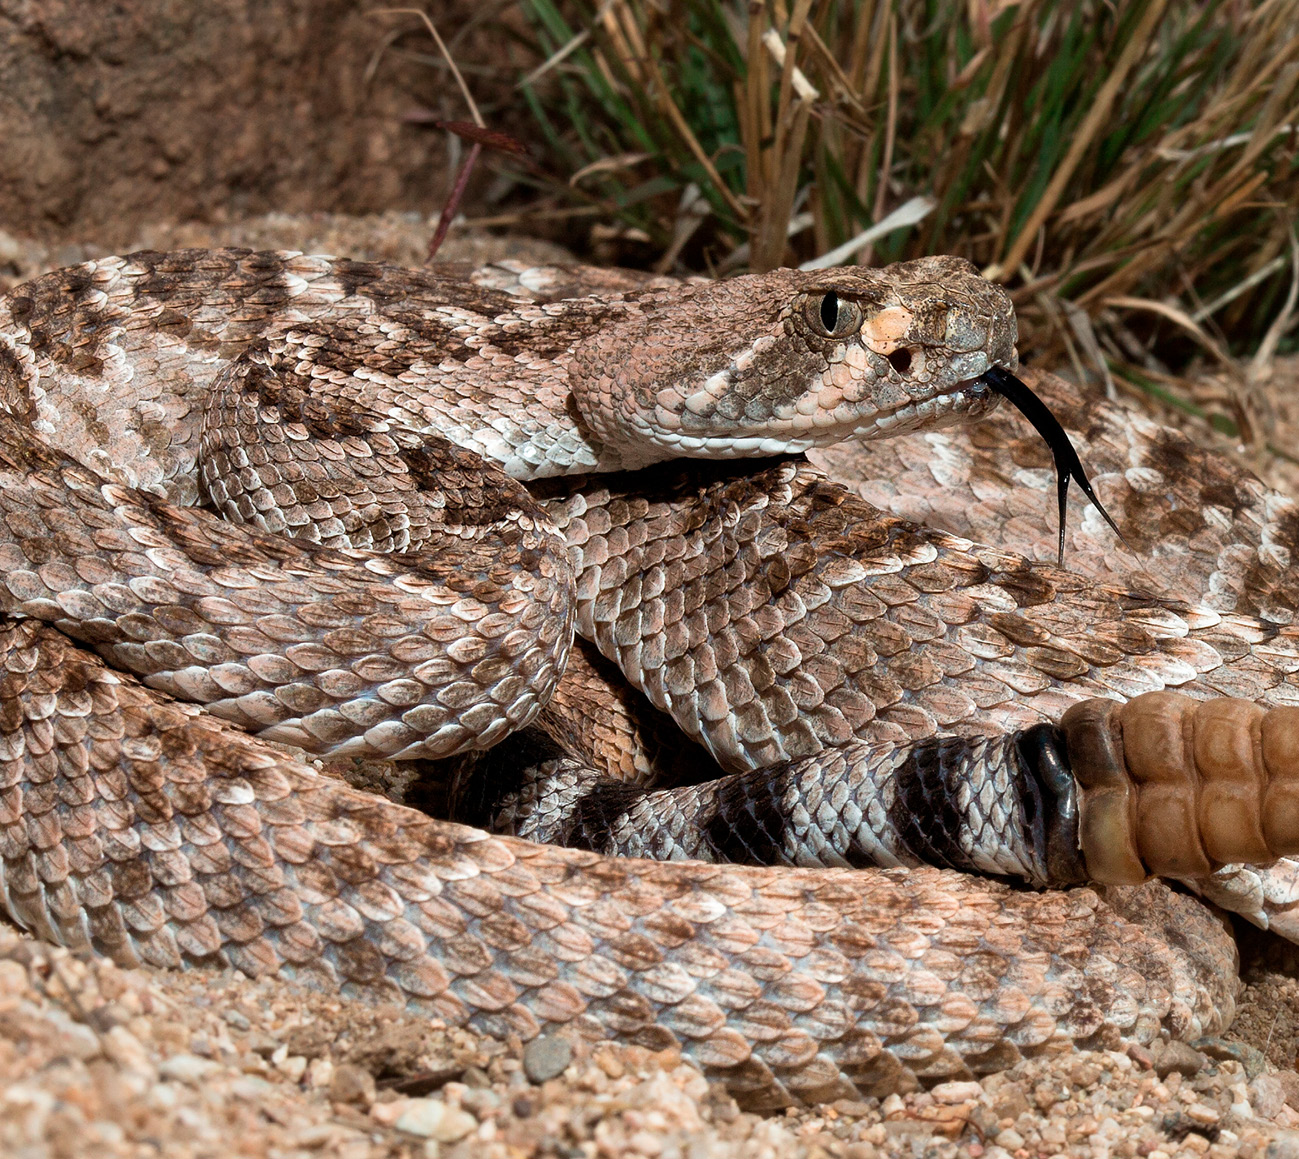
[593,366,1008,463]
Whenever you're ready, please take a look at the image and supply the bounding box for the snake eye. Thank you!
[807,291,864,339]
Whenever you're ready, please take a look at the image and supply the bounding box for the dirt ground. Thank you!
[0,1,536,247]
[0,209,1298,1159]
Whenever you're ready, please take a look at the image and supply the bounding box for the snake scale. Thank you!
[0,248,1298,1109]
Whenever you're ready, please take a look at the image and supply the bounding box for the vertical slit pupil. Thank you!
[820,292,839,333]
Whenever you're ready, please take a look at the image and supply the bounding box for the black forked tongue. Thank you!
[981,366,1126,566]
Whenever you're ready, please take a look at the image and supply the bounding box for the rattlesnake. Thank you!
[0,248,1297,1110]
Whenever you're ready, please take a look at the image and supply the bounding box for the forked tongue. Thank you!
[980,366,1127,566]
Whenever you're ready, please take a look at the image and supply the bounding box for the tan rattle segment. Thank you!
[1061,692,1299,884]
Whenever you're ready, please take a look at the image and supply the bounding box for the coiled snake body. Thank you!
[0,249,1297,1109]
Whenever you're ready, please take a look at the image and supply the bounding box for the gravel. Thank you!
[3,923,1299,1159]
[522,1035,575,1083]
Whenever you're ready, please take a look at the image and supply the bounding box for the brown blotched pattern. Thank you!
[0,249,1292,1107]
[813,368,1299,624]
[553,458,1299,771]
[0,622,1238,1111]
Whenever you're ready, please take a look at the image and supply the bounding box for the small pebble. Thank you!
[0,959,27,997]
[1069,1060,1103,1087]
[1197,1038,1267,1078]
[394,1098,477,1141]
[883,1119,935,1139]
[522,1034,572,1083]
[247,1033,279,1058]
[1275,1069,1299,1110]
[329,1063,377,1107]
[460,1087,501,1115]
[86,1003,131,1033]
[305,1057,333,1090]
[276,1053,308,1082]
[229,1076,275,1099]
[1128,1042,1156,1069]
[288,1124,342,1149]
[370,1100,407,1128]
[1267,1129,1299,1159]
[931,1080,981,1104]
[101,1026,152,1074]
[222,1009,251,1032]
[158,1054,223,1083]
[1152,1040,1207,1079]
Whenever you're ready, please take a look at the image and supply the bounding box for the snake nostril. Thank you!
[887,348,913,374]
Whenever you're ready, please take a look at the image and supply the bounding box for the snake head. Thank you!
[569,255,1017,468]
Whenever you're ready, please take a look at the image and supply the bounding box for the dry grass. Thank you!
[512,0,1299,433]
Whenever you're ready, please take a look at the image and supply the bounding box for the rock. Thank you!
[305,1057,334,1090]
[46,1012,103,1061]
[931,1080,981,1104]
[1069,1060,1103,1087]
[329,1063,377,1107]
[222,1009,251,1031]
[1151,1040,1207,1079]
[882,1119,937,1139]
[85,1003,131,1033]
[247,1033,279,1058]
[1196,1038,1267,1079]
[988,1082,1032,1120]
[394,1098,477,1141]
[1033,1080,1067,1111]
[880,1093,905,1118]
[158,1054,223,1083]
[460,1087,501,1116]
[1268,1130,1299,1159]
[1127,1042,1156,1069]
[1276,1069,1299,1110]
[0,959,27,998]
[1253,1075,1288,1121]
[275,1053,308,1082]
[369,1099,407,1128]
[101,1026,153,1076]
[522,1035,572,1083]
